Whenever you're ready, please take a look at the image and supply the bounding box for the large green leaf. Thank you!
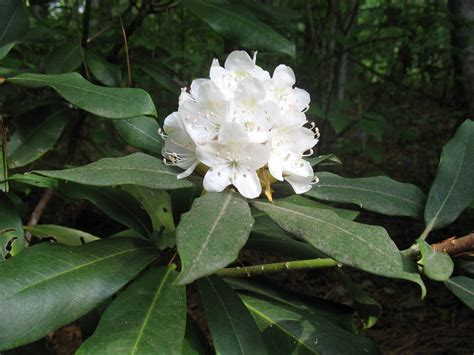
[77,266,186,354]
[86,51,122,87]
[44,44,82,74]
[444,276,474,310]
[60,182,153,238]
[136,58,179,94]
[240,293,380,354]
[0,0,29,59]
[24,224,99,246]
[305,172,425,218]
[0,118,8,192]
[8,108,69,168]
[253,200,426,296]
[281,195,359,220]
[7,73,157,119]
[123,185,175,233]
[225,278,355,331]
[424,119,474,232]
[0,238,159,351]
[36,153,194,190]
[417,239,453,281]
[198,276,267,354]
[183,0,295,57]
[176,191,253,285]
[113,116,163,154]
[0,191,24,259]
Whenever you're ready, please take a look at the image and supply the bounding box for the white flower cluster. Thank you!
[162,50,319,199]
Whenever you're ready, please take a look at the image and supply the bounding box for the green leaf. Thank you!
[176,191,253,285]
[240,293,380,354]
[113,116,163,154]
[281,195,360,220]
[444,276,474,310]
[337,270,381,329]
[77,266,186,354]
[0,0,29,59]
[198,276,267,354]
[86,51,122,87]
[308,154,342,166]
[0,191,24,259]
[424,119,474,232]
[225,278,355,331]
[136,58,179,94]
[181,317,211,355]
[123,185,175,233]
[7,73,157,119]
[183,0,295,57]
[44,43,82,74]
[59,182,153,238]
[35,152,194,190]
[305,172,425,218]
[8,108,69,168]
[253,200,426,297]
[0,118,8,192]
[24,224,99,246]
[0,238,159,351]
[8,173,58,189]
[417,239,454,281]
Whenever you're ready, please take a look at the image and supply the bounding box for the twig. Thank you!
[215,258,339,278]
[25,189,55,247]
[432,233,474,256]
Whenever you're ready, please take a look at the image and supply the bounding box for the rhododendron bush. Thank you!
[0,0,473,353]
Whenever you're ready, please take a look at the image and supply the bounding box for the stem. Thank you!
[215,258,339,278]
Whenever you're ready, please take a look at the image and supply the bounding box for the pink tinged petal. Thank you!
[203,166,232,192]
[225,50,254,72]
[233,168,262,199]
[285,173,313,194]
[273,64,296,87]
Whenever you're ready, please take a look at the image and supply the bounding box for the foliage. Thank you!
[0,0,473,353]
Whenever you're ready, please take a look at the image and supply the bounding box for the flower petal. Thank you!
[233,168,261,199]
[203,166,232,192]
[285,173,313,194]
[273,64,296,87]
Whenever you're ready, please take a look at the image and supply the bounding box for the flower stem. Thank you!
[215,258,339,278]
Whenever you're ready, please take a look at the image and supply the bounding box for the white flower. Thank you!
[162,50,320,199]
[196,124,269,199]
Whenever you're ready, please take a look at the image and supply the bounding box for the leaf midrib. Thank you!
[2,246,152,299]
[131,267,172,354]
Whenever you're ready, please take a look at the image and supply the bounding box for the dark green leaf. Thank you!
[306,172,425,218]
[226,278,355,331]
[7,73,157,119]
[281,195,359,220]
[0,118,7,192]
[60,182,153,238]
[86,51,122,87]
[44,44,82,74]
[0,191,24,259]
[8,108,69,168]
[0,0,29,59]
[123,185,175,233]
[0,238,159,350]
[424,119,474,232]
[36,152,194,190]
[136,58,179,94]
[337,270,381,329]
[183,0,295,57]
[417,239,453,281]
[308,154,342,166]
[253,200,426,297]
[445,276,474,310]
[240,293,380,354]
[113,116,163,154]
[8,173,58,189]
[176,191,253,285]
[24,224,99,246]
[198,276,267,354]
[77,266,186,354]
